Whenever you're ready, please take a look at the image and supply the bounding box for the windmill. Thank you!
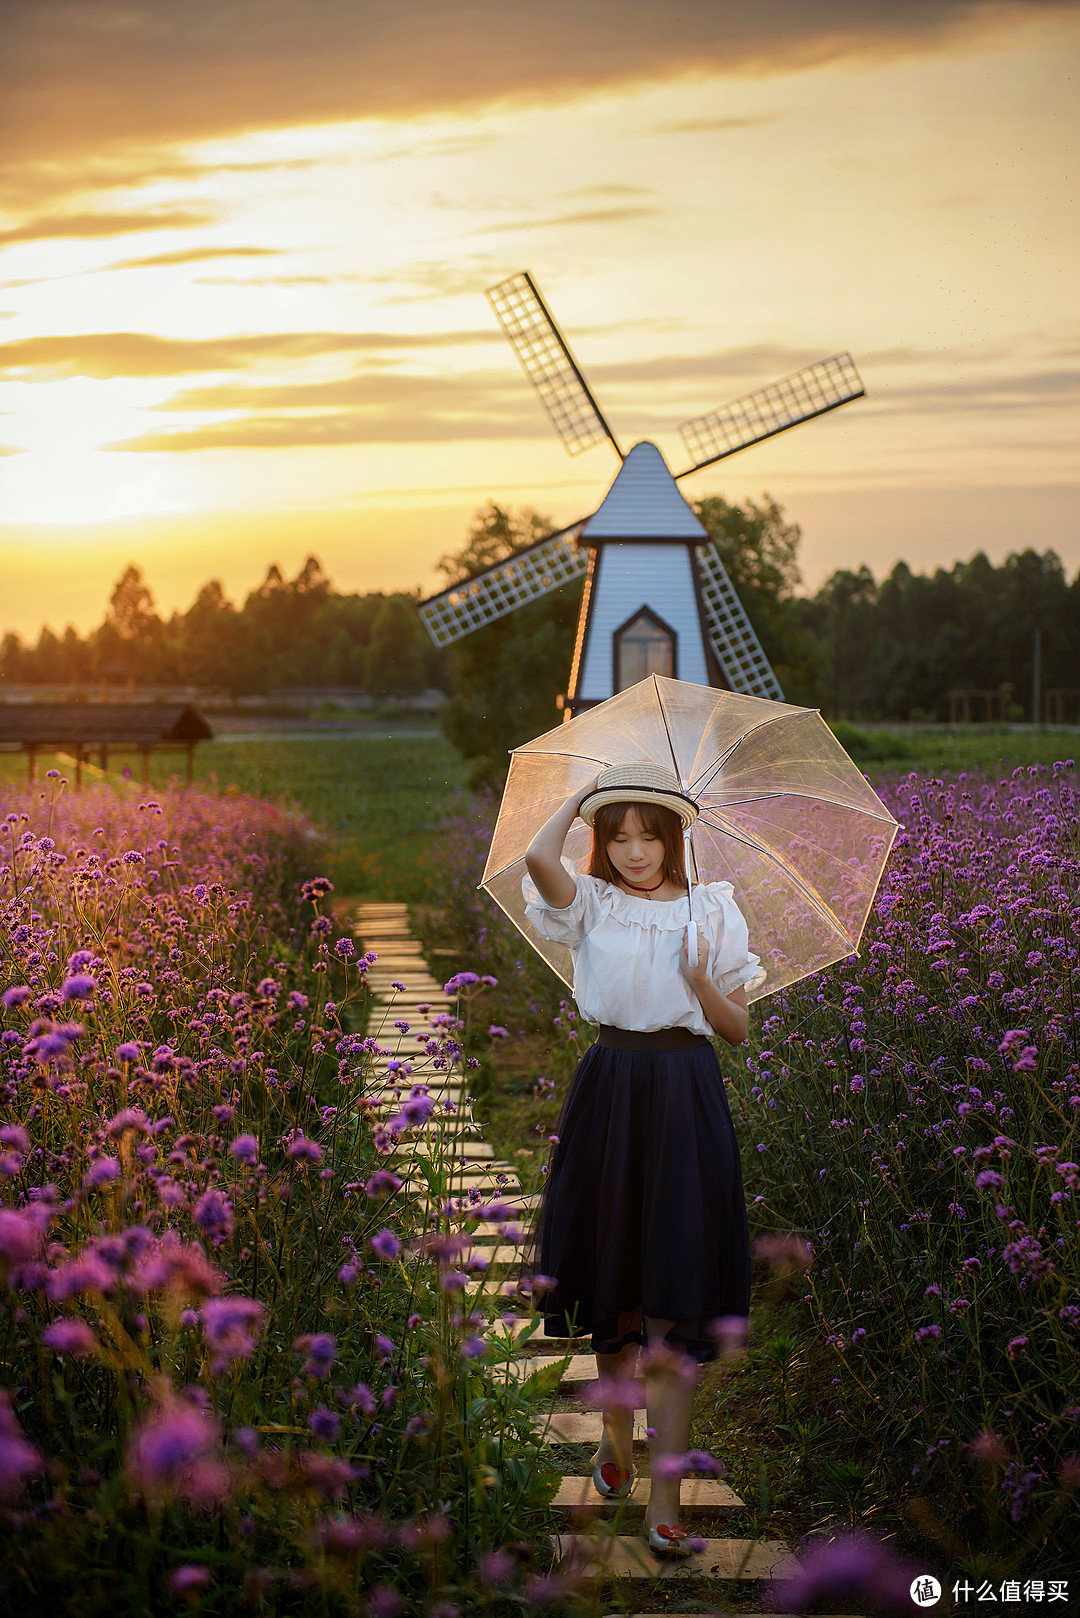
[418,272,864,715]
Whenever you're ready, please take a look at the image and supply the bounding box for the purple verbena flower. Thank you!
[42,1318,98,1357]
[286,1136,324,1166]
[193,1188,234,1248]
[294,1332,336,1377]
[61,974,96,1001]
[369,1229,402,1261]
[309,1406,341,1442]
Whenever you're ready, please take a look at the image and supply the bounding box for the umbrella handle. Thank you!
[684,829,698,968]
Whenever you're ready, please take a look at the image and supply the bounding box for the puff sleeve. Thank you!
[521,863,605,948]
[702,884,766,997]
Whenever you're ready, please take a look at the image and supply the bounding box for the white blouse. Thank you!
[522,864,765,1036]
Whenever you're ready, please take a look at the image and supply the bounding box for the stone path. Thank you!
[353,902,833,1613]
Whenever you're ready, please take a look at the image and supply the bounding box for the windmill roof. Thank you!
[579,441,709,544]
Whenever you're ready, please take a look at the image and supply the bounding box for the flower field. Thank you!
[423,763,1080,1574]
[0,779,565,1614]
[743,765,1080,1567]
[3,751,1078,1609]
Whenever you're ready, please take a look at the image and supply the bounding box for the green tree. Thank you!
[93,563,164,682]
[0,631,24,684]
[435,503,579,790]
[799,565,878,718]
[178,580,242,689]
[692,492,823,705]
[364,595,428,696]
[435,501,552,586]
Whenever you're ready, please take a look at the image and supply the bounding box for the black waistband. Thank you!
[595,1024,711,1052]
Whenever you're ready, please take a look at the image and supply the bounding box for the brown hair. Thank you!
[587,800,687,889]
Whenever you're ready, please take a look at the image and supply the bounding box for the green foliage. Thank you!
[0,557,445,698]
[827,721,914,762]
[193,736,468,904]
[435,503,581,791]
[804,548,1080,721]
[692,492,825,706]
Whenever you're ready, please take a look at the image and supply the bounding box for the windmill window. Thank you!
[614,609,676,690]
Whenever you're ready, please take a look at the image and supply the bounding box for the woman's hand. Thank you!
[680,928,750,1046]
[679,925,711,985]
[574,773,601,815]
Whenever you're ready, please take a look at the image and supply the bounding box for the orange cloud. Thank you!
[0,328,501,380]
[0,209,217,245]
[5,0,1074,188]
[106,246,282,270]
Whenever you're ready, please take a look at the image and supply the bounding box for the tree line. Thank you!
[2,500,1077,772]
[0,558,444,697]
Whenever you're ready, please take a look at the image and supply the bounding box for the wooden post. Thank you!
[139,745,151,785]
[99,744,108,772]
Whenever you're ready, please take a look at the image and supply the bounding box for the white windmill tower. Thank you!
[419,272,864,716]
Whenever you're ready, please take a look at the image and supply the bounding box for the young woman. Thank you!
[519,761,763,1556]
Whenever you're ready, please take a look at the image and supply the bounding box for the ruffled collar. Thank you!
[591,875,735,927]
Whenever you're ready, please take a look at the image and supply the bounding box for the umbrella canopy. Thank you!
[480,674,899,1002]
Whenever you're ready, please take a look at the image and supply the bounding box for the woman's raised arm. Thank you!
[524,777,599,908]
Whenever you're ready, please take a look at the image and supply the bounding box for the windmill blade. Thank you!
[696,543,785,701]
[677,352,864,474]
[486,272,623,460]
[418,523,589,648]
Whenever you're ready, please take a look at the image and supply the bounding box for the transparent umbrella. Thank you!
[480,674,899,1002]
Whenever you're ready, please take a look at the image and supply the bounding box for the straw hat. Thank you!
[578,762,699,830]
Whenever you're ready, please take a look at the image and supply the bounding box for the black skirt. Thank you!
[517,1025,751,1366]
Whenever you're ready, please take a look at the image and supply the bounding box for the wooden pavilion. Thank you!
[0,703,214,786]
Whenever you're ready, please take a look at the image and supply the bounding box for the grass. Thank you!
[0,735,468,904]
[195,736,467,901]
[832,720,1079,772]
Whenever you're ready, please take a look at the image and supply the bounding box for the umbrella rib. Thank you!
[509,748,610,765]
[702,788,897,825]
[695,812,855,945]
[689,709,802,796]
[652,676,682,779]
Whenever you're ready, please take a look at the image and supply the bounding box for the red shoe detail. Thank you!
[600,1461,631,1491]
[656,1524,688,1540]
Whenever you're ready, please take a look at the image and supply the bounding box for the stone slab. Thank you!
[551,1533,796,1581]
[552,1477,745,1510]
[539,1411,649,1444]
[391,1141,495,1161]
[506,1354,608,1383]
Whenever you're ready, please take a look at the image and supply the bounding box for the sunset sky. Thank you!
[2,0,1078,640]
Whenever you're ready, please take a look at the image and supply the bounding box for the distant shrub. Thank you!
[828,720,914,762]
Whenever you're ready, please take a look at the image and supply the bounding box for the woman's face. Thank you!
[605,806,665,888]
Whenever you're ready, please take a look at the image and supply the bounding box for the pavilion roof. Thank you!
[0,703,214,746]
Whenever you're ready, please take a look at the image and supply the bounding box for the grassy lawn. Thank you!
[194,735,467,901]
[832,719,1079,772]
[0,734,468,903]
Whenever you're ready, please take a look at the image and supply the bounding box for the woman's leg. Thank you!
[592,1340,639,1475]
[643,1314,696,1531]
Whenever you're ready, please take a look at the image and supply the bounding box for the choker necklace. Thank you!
[622,873,666,896]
